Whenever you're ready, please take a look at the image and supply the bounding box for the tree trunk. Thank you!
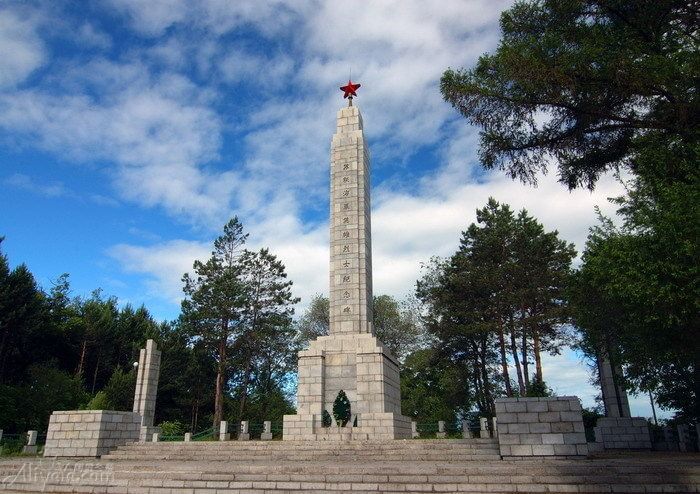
[91,354,100,394]
[521,327,530,389]
[213,327,228,429]
[533,328,543,381]
[0,324,9,382]
[76,338,87,377]
[497,327,512,397]
[472,355,487,413]
[238,359,252,419]
[191,398,200,433]
[510,328,525,396]
[478,338,494,413]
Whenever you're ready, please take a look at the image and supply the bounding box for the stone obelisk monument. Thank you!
[283,82,411,440]
[134,339,161,441]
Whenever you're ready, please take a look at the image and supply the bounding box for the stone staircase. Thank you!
[0,440,697,493]
[103,438,502,462]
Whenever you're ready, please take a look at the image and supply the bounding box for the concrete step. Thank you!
[101,438,503,463]
[1,455,698,493]
[110,438,499,450]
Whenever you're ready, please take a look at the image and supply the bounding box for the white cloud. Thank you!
[108,146,624,313]
[0,0,516,232]
[5,173,70,198]
[541,350,598,405]
[108,240,211,304]
[105,0,309,37]
[4,172,119,206]
[0,7,46,88]
[76,23,112,50]
[0,59,232,224]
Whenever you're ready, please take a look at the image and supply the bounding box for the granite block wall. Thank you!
[495,397,588,458]
[594,417,651,450]
[43,410,141,457]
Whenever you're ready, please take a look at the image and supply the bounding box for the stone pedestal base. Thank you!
[261,433,273,440]
[284,333,411,440]
[594,417,651,450]
[284,412,411,441]
[238,433,250,441]
[22,446,37,454]
[44,410,141,457]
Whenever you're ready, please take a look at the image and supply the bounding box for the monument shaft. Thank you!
[330,106,373,335]
[283,102,410,440]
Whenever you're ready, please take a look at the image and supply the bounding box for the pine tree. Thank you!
[441,0,698,190]
[332,390,351,427]
[417,198,575,408]
[234,248,299,420]
[181,218,249,428]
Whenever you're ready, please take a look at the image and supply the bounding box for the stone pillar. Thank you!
[677,424,690,452]
[329,106,373,335]
[22,430,38,454]
[491,417,498,437]
[594,354,651,450]
[411,421,419,439]
[597,355,631,418]
[219,421,230,441]
[239,421,250,441]
[663,425,675,449]
[133,339,161,442]
[479,418,489,439]
[184,433,191,442]
[0,429,3,443]
[436,421,446,439]
[152,433,159,442]
[282,102,411,441]
[461,420,472,439]
[261,421,272,441]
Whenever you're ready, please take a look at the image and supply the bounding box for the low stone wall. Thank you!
[594,417,651,450]
[44,410,141,457]
[495,397,588,458]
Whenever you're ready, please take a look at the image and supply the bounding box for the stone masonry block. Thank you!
[44,410,140,458]
[496,397,587,458]
[525,401,549,413]
[548,400,572,411]
[505,402,528,413]
[551,422,574,433]
[516,412,539,423]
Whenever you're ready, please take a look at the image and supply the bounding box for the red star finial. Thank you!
[340,80,361,100]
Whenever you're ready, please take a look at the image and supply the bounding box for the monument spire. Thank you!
[330,80,372,335]
[283,82,411,440]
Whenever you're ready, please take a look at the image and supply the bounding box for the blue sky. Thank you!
[0,0,664,418]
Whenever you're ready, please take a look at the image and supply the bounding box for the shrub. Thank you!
[332,390,351,427]
[158,421,185,436]
[322,409,332,427]
[526,378,553,398]
[85,391,111,410]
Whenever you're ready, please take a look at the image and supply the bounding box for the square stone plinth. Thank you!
[495,397,588,458]
[285,333,410,440]
[594,417,652,450]
[43,410,141,457]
